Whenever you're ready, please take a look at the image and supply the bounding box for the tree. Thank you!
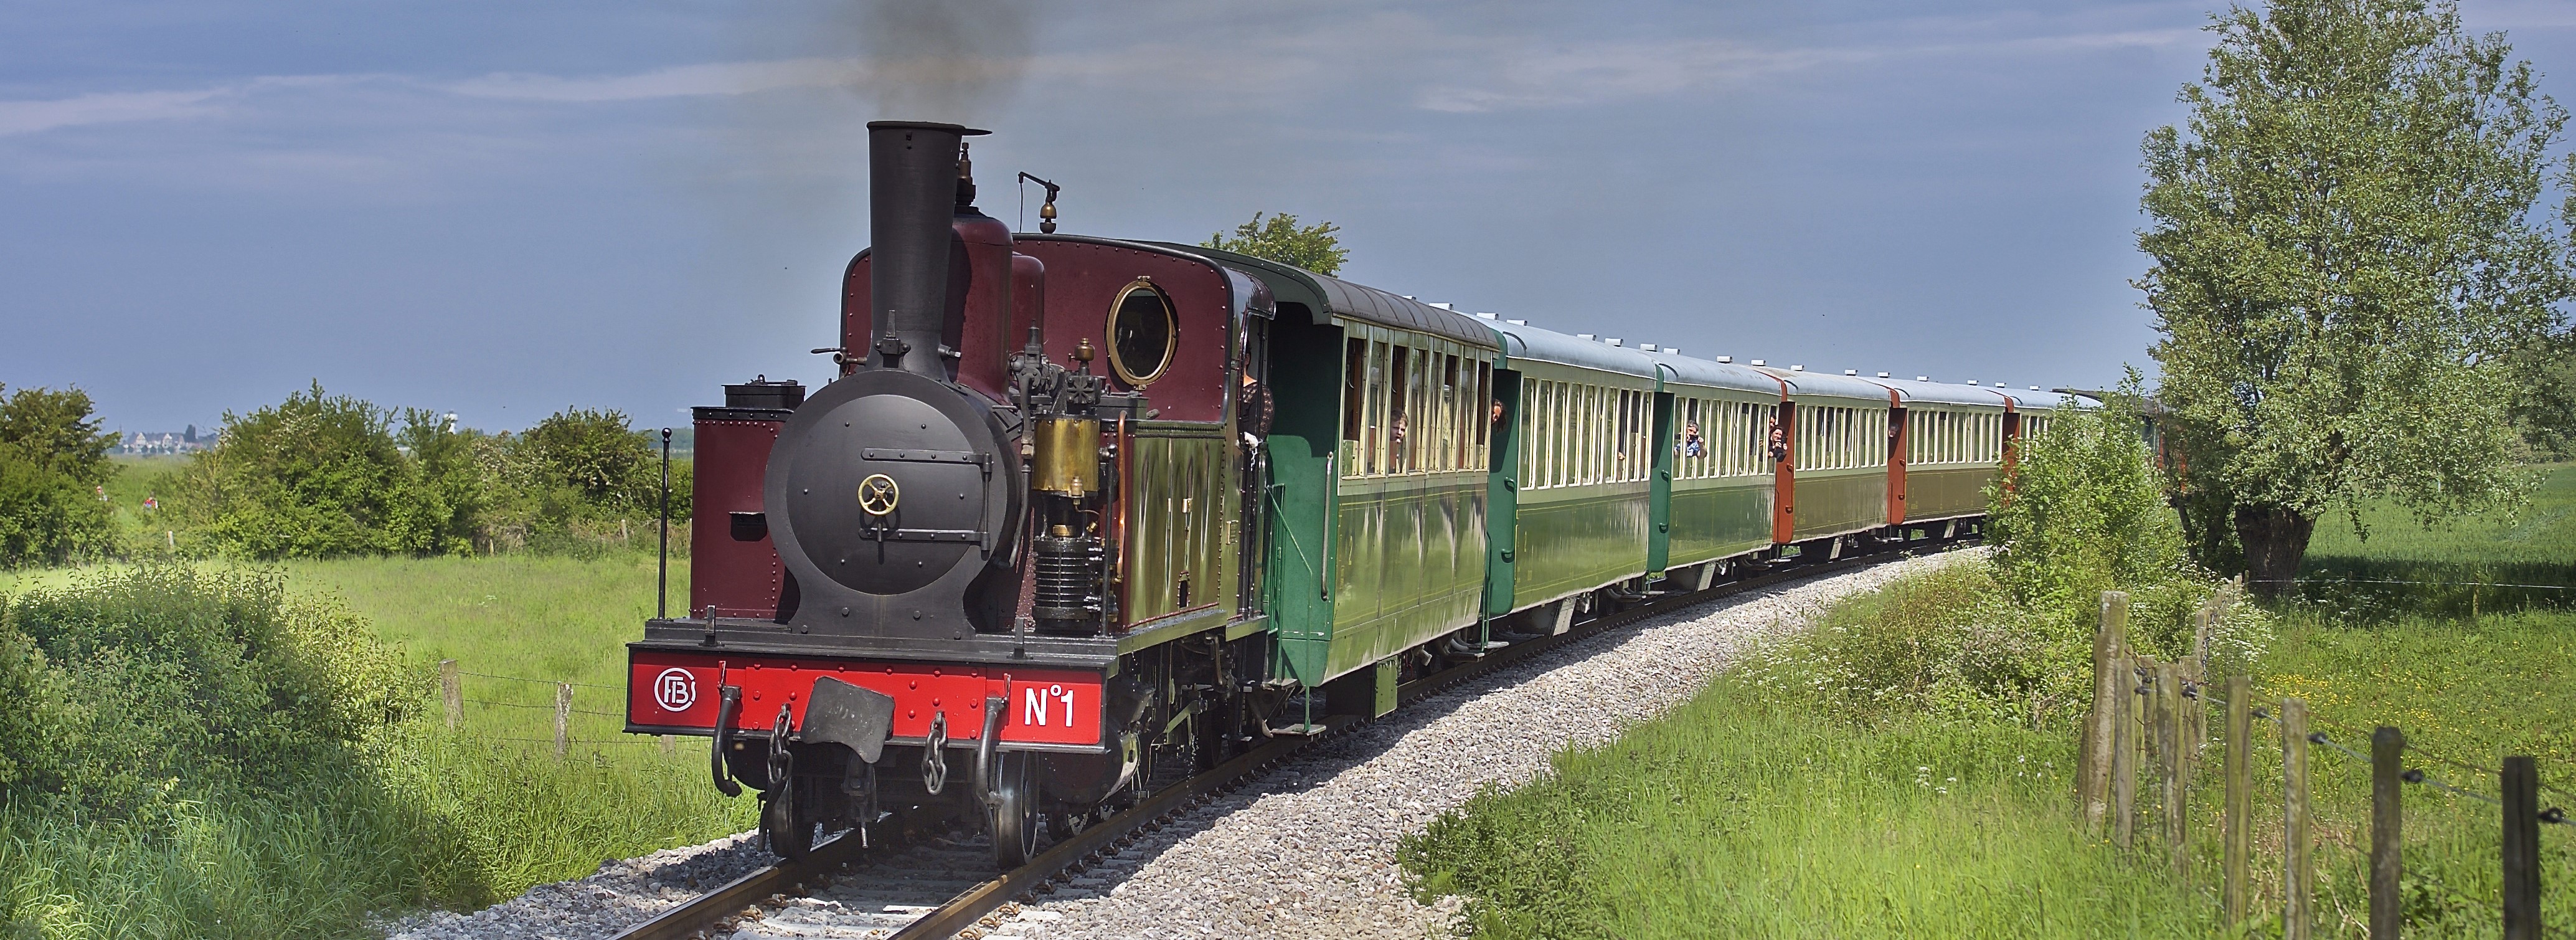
[514,408,654,513]
[174,381,482,558]
[2505,329,2576,457]
[0,385,118,567]
[1201,211,1349,276]
[2137,0,2575,596]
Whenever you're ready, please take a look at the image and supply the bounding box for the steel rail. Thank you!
[608,814,890,940]
[614,538,1969,940]
[887,714,1358,939]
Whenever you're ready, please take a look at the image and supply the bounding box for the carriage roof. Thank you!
[1139,242,1499,351]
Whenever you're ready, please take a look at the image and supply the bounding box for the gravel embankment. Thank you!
[379,833,771,940]
[385,549,1969,940]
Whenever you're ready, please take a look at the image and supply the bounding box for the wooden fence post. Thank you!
[2114,655,2139,851]
[2082,591,2130,832]
[554,683,573,759]
[2503,755,2541,940]
[2283,697,2313,940]
[2371,726,2403,940]
[440,658,461,729]
[2160,662,2187,880]
[2225,675,2251,928]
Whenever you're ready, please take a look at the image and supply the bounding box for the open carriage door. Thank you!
[1235,313,1271,617]
[1481,366,1522,645]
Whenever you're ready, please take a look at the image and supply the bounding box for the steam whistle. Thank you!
[1017,173,1062,234]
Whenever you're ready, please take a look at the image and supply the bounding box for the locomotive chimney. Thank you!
[867,120,988,378]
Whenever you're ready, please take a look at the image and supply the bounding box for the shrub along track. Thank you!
[605,538,1978,940]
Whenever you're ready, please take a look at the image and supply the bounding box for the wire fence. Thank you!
[2077,587,2569,939]
[433,658,680,759]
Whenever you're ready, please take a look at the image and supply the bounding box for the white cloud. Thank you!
[445,59,856,102]
[0,88,232,136]
[1417,39,1871,113]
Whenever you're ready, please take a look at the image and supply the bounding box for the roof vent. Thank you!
[1639,343,1658,352]
[1506,319,1527,326]
[2030,386,2041,391]
[1475,311,1497,320]
[1750,359,1766,366]
[1428,302,1453,310]
[1791,364,1805,371]
[1577,333,1597,341]
[1605,338,1621,346]
[1843,369,1858,376]
[1916,376,1930,382]
[1666,348,1680,356]
[1877,372,1890,378]
[1716,356,1732,363]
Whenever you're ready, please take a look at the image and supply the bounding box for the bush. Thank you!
[0,385,118,568]
[0,566,423,817]
[172,382,484,559]
[1742,386,2268,728]
[0,566,473,938]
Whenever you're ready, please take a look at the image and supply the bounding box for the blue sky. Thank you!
[6,1,2574,433]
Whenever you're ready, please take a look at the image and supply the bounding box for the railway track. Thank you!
[607,539,1971,940]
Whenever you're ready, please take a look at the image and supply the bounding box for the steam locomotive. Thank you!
[623,121,2064,867]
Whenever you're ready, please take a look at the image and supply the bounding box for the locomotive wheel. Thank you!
[987,751,1042,868]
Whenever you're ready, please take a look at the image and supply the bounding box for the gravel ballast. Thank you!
[386,550,1970,940]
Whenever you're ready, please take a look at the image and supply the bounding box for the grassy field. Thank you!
[284,554,758,896]
[1404,465,2576,938]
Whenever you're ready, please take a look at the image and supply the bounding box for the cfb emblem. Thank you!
[653,667,697,713]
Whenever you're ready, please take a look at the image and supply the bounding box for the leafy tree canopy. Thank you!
[512,407,656,512]
[0,384,118,567]
[1201,211,1349,276]
[2137,0,2575,594]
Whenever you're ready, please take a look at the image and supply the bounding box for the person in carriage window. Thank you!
[1681,420,1705,458]
[1766,419,1788,463]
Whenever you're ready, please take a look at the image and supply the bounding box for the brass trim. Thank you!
[1031,416,1102,495]
[1105,278,1177,387]
[857,474,900,515]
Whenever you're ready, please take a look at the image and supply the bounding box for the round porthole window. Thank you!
[1106,279,1177,387]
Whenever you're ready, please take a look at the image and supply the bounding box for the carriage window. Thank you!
[1366,342,1389,475]
[1474,363,1493,470]
[1106,280,1177,387]
[1442,354,1462,472]
[1422,348,1442,468]
[1388,346,1413,473]
[1342,338,1365,477]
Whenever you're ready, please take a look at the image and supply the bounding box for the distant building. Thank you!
[118,426,219,455]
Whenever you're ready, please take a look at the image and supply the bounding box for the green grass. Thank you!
[281,554,757,898]
[1404,681,2214,938]
[2298,462,2575,619]
[0,554,753,938]
[1406,465,2576,938]
[101,455,189,554]
[2245,607,2576,936]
